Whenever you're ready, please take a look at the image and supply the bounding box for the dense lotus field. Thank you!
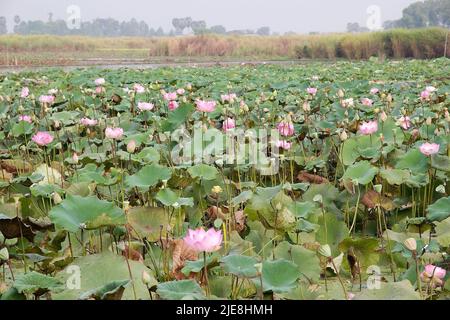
[0,58,449,300]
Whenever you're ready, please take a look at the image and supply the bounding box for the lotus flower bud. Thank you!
[52,192,62,204]
[404,238,417,252]
[254,263,263,275]
[127,140,137,154]
[123,201,130,213]
[0,247,9,261]
[303,102,311,112]
[72,152,79,164]
[142,270,152,285]
[337,89,345,98]
[374,184,382,193]
[426,117,432,126]
[387,94,393,103]
[380,111,388,122]
[339,130,348,141]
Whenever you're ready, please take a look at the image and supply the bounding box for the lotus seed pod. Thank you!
[404,238,417,252]
[211,185,223,194]
[318,244,332,258]
[436,185,446,194]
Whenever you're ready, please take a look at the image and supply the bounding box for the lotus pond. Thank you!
[0,58,449,300]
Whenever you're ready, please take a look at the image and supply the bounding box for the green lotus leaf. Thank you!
[259,259,301,293]
[157,279,205,300]
[49,194,126,232]
[187,164,219,181]
[14,271,64,295]
[342,161,378,185]
[54,252,155,300]
[221,254,259,278]
[126,164,172,189]
[427,196,450,222]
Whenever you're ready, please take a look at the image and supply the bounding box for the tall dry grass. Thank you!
[0,28,448,60]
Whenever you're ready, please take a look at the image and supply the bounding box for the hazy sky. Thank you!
[0,0,418,33]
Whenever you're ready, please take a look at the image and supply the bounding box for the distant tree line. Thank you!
[347,0,450,33]
[384,0,450,29]
[0,14,271,36]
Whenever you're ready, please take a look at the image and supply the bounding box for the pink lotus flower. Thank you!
[176,88,185,95]
[222,118,235,132]
[358,121,378,135]
[105,127,124,140]
[370,88,379,95]
[32,131,53,146]
[95,78,105,86]
[221,93,237,103]
[39,95,55,104]
[137,102,154,111]
[419,142,440,156]
[168,101,179,111]
[20,87,29,98]
[133,84,145,93]
[196,100,217,113]
[424,264,446,279]
[80,117,98,127]
[277,121,295,137]
[420,90,431,101]
[361,98,373,106]
[276,140,292,150]
[18,115,32,123]
[426,86,437,93]
[163,92,177,101]
[420,264,446,287]
[398,116,411,130]
[95,86,105,94]
[183,228,223,253]
[307,87,318,96]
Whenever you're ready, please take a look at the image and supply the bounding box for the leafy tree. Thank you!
[191,20,207,35]
[347,22,370,33]
[384,0,450,29]
[0,17,7,34]
[256,26,271,36]
[210,25,226,34]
